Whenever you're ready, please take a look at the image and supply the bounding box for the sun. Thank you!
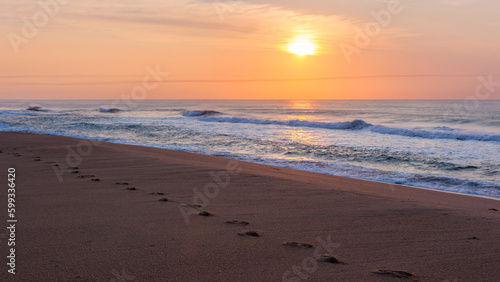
[287,37,317,56]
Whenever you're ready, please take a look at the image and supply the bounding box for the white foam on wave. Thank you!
[215,153,500,198]
[370,125,500,142]
[199,116,370,130]
[197,116,500,142]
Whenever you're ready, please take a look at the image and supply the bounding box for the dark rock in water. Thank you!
[183,110,222,117]
[201,110,221,116]
[199,211,213,217]
[317,255,345,264]
[26,106,48,112]
[238,231,260,237]
[27,106,40,111]
[372,269,414,278]
[100,107,120,113]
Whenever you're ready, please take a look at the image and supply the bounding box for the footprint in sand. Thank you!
[116,182,129,185]
[91,178,100,182]
[238,231,260,237]
[372,269,415,279]
[282,242,314,249]
[199,211,213,217]
[34,157,41,161]
[77,175,96,179]
[158,198,169,202]
[179,204,201,209]
[317,255,345,264]
[150,192,166,195]
[71,170,79,174]
[489,208,498,211]
[126,187,137,191]
[225,220,249,226]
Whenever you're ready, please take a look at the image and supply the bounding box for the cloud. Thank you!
[71,13,256,34]
[443,0,481,6]
[1,0,358,48]
[1,0,417,55]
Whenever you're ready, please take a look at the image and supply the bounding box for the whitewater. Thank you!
[1,100,499,197]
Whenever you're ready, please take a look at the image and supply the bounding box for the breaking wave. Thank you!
[99,106,121,113]
[199,116,371,130]
[183,110,223,117]
[198,116,500,142]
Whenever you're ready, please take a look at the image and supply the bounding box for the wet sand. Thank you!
[1,132,499,281]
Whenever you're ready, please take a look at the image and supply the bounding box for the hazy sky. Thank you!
[1,0,499,99]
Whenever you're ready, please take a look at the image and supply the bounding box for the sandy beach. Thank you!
[1,132,499,281]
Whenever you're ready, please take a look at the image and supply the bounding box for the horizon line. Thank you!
[0,74,482,86]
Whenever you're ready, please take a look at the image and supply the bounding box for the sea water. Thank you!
[1,100,499,197]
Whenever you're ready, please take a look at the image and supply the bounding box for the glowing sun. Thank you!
[287,38,317,56]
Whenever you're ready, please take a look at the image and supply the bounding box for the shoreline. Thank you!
[1,132,500,281]
[2,130,498,200]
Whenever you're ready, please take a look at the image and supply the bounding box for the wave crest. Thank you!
[183,110,222,117]
[198,116,500,142]
[99,106,121,113]
[200,116,371,130]
[370,125,500,142]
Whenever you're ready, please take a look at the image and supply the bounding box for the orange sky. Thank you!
[1,0,499,99]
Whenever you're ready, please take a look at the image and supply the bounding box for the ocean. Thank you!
[1,100,499,197]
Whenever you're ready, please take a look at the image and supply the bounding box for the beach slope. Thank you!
[1,132,499,281]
